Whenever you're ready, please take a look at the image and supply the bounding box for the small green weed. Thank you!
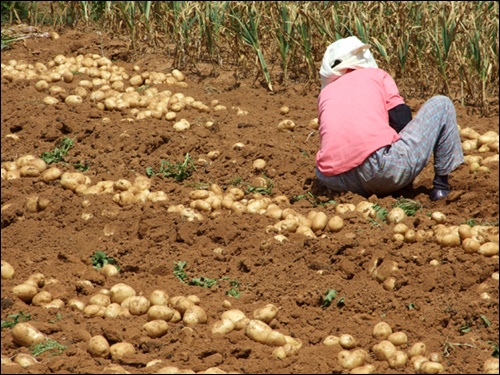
[40,137,76,165]
[372,203,389,223]
[49,313,63,324]
[173,261,224,289]
[146,153,197,183]
[31,339,67,357]
[136,84,150,91]
[481,315,492,327]
[91,251,120,271]
[492,344,499,359]
[408,303,416,310]
[245,174,274,195]
[226,279,242,298]
[459,325,472,335]
[321,289,338,309]
[229,176,242,187]
[1,311,31,330]
[392,198,422,216]
[292,191,335,208]
[73,162,90,172]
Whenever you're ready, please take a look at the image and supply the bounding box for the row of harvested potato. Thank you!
[1,54,187,88]
[389,213,499,256]
[1,155,169,210]
[463,154,499,174]
[460,127,499,154]
[321,321,499,374]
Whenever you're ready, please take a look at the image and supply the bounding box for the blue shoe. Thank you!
[430,189,451,201]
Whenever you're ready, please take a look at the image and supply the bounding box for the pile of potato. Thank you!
[1,155,170,211]
[460,127,499,154]
[321,322,446,374]
[0,54,239,131]
[210,304,302,361]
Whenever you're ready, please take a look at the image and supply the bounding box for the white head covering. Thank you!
[320,36,378,90]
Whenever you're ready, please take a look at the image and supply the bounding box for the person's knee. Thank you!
[428,95,453,110]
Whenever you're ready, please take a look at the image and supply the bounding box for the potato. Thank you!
[61,172,87,191]
[342,350,366,370]
[387,207,406,224]
[311,212,327,232]
[265,206,283,220]
[388,350,408,369]
[1,260,14,279]
[14,353,39,368]
[253,304,279,324]
[296,225,316,238]
[35,80,49,91]
[101,264,119,278]
[323,335,340,346]
[173,297,195,315]
[221,309,246,324]
[110,283,136,304]
[114,179,132,191]
[462,238,481,254]
[245,319,273,344]
[266,331,287,347]
[12,284,38,303]
[439,234,461,248]
[173,120,190,132]
[428,352,442,363]
[84,305,106,318]
[372,340,397,361]
[408,342,427,358]
[32,291,52,306]
[128,296,150,315]
[420,361,444,374]
[483,358,499,373]
[143,320,169,338]
[110,342,135,361]
[149,290,169,306]
[6,170,21,180]
[328,216,344,232]
[89,294,111,307]
[88,335,110,358]
[11,323,45,347]
[104,303,123,318]
[247,199,270,214]
[478,242,499,257]
[339,334,357,349]
[392,223,408,235]
[182,305,207,326]
[431,212,446,224]
[212,319,235,335]
[372,261,398,283]
[350,365,376,374]
[148,305,175,322]
[356,201,376,218]
[338,350,350,362]
[43,299,64,309]
[65,95,83,105]
[278,119,296,131]
[279,106,289,115]
[27,272,45,287]
[272,347,287,360]
[40,167,62,182]
[20,166,41,178]
[148,191,168,203]
[253,159,266,171]
[382,277,396,291]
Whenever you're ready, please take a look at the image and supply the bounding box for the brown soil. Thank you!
[1,29,499,374]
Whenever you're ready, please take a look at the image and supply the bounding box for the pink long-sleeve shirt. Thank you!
[316,68,405,176]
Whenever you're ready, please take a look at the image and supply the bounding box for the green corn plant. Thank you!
[228,4,273,91]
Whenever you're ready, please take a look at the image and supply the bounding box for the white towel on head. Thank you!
[320,36,378,90]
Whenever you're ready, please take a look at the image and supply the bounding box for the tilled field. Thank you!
[1,30,499,374]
